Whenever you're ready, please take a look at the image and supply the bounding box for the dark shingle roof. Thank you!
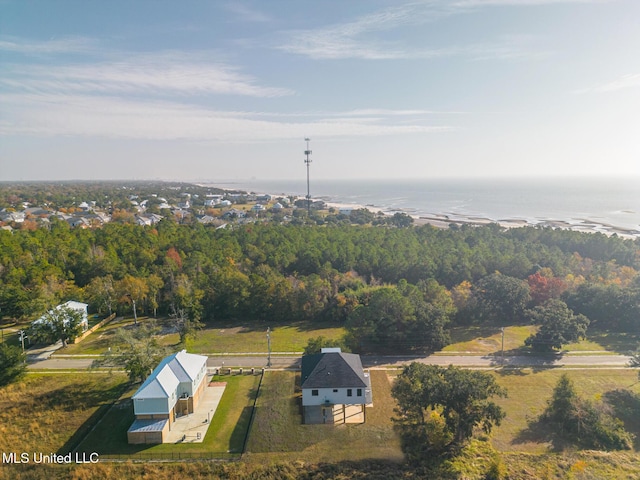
[301,352,367,389]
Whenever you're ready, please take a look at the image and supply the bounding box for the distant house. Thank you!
[0,211,25,223]
[222,208,246,219]
[33,301,89,332]
[127,350,209,444]
[197,215,217,224]
[136,213,163,226]
[300,348,372,424]
[204,195,223,207]
[66,217,90,228]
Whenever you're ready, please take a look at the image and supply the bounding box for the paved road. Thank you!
[28,353,634,370]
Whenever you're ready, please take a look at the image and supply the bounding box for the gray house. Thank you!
[300,348,372,424]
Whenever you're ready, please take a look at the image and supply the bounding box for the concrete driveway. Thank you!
[165,383,226,444]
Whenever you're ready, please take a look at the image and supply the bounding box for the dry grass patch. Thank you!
[491,368,640,454]
[443,325,536,354]
[0,373,129,454]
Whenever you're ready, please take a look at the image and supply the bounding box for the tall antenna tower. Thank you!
[304,138,312,215]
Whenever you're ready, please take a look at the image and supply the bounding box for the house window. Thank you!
[357,389,362,397]
[312,389,319,396]
[347,389,352,397]
[333,389,338,393]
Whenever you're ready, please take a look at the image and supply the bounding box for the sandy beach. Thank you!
[201,183,640,239]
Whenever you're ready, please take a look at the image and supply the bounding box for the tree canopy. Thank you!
[525,299,590,352]
[28,305,84,347]
[1,186,638,356]
[91,321,169,382]
[0,344,27,386]
[538,373,632,450]
[392,363,507,457]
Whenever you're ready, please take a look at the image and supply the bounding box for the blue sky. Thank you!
[1,0,639,181]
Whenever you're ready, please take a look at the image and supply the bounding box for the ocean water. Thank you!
[210,178,640,236]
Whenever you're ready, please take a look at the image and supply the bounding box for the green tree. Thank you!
[91,321,169,382]
[346,287,415,352]
[525,299,590,352]
[539,373,632,450]
[303,336,349,355]
[473,273,531,324]
[629,349,640,381]
[28,305,84,347]
[0,344,27,386]
[84,275,116,315]
[170,306,203,347]
[392,363,507,455]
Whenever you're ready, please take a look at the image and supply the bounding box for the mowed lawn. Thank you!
[57,317,346,355]
[443,325,639,355]
[443,325,536,354]
[77,373,260,456]
[244,369,403,464]
[0,373,129,454]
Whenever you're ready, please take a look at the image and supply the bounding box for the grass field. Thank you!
[444,325,639,355]
[56,316,346,355]
[53,313,640,359]
[490,368,640,454]
[443,325,536,354]
[77,372,260,457]
[52,316,140,355]
[245,369,403,464]
[0,373,129,455]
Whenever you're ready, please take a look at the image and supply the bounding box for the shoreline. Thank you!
[200,183,640,239]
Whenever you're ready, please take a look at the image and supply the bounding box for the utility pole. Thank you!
[267,327,272,368]
[304,138,312,215]
[501,327,505,365]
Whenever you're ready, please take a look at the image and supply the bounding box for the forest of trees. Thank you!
[1,213,639,353]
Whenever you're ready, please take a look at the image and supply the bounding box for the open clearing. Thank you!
[0,373,129,454]
[54,316,639,360]
[55,316,346,355]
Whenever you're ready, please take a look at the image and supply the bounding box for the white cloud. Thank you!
[574,73,640,94]
[0,36,98,54]
[1,53,293,98]
[222,3,273,23]
[0,93,452,141]
[277,0,608,60]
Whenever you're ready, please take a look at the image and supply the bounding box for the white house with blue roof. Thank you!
[127,350,208,444]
